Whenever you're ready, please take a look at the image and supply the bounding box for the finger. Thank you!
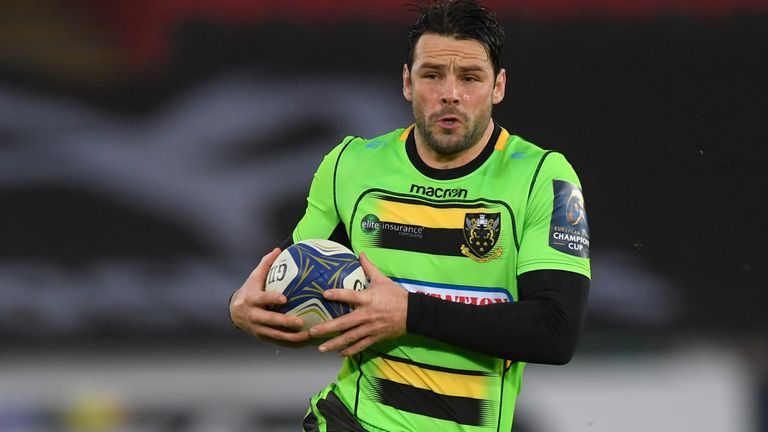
[255,325,311,343]
[358,252,385,282]
[322,288,364,305]
[309,312,360,339]
[248,290,288,308]
[317,325,366,353]
[338,335,377,357]
[245,248,282,286]
[249,309,304,330]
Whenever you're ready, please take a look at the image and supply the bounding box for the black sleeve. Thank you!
[278,235,294,250]
[405,270,590,364]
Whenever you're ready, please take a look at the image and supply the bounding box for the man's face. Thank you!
[404,33,506,157]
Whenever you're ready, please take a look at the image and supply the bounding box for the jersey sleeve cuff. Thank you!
[406,291,440,336]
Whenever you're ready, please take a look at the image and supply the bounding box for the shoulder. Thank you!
[337,126,410,152]
[500,131,579,180]
[492,130,553,176]
[313,126,409,179]
[325,126,410,164]
[500,133,550,163]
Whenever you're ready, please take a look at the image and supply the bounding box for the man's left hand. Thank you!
[309,252,408,356]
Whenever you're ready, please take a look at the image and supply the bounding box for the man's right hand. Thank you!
[229,247,312,347]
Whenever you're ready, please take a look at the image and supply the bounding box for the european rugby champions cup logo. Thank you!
[566,189,586,226]
[461,213,503,263]
[549,180,590,258]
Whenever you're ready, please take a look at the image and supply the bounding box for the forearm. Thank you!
[406,270,589,364]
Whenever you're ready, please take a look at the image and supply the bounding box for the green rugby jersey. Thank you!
[294,124,591,432]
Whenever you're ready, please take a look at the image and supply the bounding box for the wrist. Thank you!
[405,291,427,334]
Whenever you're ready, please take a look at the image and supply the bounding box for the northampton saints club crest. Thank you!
[461,212,503,263]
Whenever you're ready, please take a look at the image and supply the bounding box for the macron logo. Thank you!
[410,184,468,199]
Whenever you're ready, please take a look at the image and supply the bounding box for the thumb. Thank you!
[359,252,385,282]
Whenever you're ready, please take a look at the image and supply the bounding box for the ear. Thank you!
[492,68,506,104]
[402,64,413,101]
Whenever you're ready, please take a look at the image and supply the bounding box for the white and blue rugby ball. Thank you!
[264,239,368,332]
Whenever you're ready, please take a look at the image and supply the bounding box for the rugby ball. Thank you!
[264,239,368,332]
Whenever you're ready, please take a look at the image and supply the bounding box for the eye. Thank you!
[462,75,480,82]
[424,72,440,79]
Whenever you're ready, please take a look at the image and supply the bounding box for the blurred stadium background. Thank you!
[1,0,766,431]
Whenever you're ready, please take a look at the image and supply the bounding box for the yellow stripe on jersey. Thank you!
[399,124,415,141]
[494,127,510,151]
[378,201,490,229]
[371,356,489,400]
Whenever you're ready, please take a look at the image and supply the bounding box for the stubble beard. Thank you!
[414,104,492,158]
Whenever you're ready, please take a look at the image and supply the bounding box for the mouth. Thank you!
[435,115,463,129]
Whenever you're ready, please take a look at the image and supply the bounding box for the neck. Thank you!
[414,120,495,170]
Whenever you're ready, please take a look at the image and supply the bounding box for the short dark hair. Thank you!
[406,0,505,75]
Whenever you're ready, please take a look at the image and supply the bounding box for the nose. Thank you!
[440,77,460,106]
